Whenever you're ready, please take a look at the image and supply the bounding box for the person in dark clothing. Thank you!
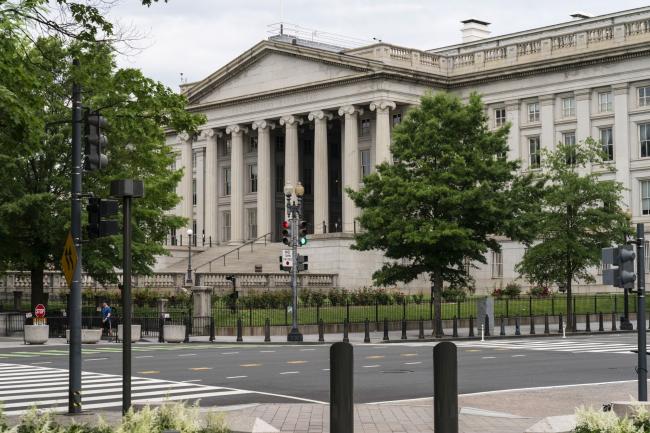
[101,302,112,336]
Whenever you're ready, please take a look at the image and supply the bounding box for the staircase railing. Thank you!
[194,232,272,273]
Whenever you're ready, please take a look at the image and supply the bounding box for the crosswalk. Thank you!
[0,362,253,416]
[394,338,637,354]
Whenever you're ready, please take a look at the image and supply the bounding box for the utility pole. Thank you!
[68,58,83,414]
[637,223,647,401]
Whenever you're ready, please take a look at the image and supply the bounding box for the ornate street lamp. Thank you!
[285,182,304,342]
[186,228,193,286]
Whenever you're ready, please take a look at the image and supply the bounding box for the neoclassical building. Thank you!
[164,7,650,292]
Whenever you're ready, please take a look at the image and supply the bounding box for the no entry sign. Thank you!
[34,304,46,318]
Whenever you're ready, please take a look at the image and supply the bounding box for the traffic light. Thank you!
[297,255,308,272]
[282,220,291,246]
[602,245,636,289]
[84,110,109,171]
[298,220,308,246]
[87,197,119,239]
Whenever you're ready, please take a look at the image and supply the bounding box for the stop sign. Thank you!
[34,304,46,318]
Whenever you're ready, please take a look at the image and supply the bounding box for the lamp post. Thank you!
[186,228,193,286]
[285,182,304,342]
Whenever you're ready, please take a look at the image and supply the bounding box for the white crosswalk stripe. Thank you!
[457,338,636,354]
[0,363,252,415]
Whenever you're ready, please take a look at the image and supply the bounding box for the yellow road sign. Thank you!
[60,231,77,287]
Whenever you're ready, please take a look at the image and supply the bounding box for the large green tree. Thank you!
[515,139,630,329]
[0,13,204,306]
[348,92,534,337]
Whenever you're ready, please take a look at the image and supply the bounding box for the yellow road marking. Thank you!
[400,353,418,357]
[465,349,481,352]
[494,348,510,351]
[189,367,212,371]
[138,370,160,374]
[365,355,384,360]
[240,363,262,367]
[287,360,308,364]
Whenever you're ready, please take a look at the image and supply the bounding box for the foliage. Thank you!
[442,287,467,302]
[573,405,649,433]
[348,91,535,336]
[515,138,630,328]
[528,286,551,298]
[503,282,522,299]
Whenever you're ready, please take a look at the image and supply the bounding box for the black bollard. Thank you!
[209,317,215,343]
[530,315,535,335]
[611,312,617,331]
[585,314,591,332]
[264,318,271,342]
[364,318,371,343]
[559,314,564,334]
[383,318,389,342]
[401,319,407,340]
[544,313,550,334]
[500,316,506,336]
[318,319,325,343]
[484,314,490,337]
[183,315,190,343]
[468,316,474,337]
[343,318,349,343]
[452,317,458,338]
[433,342,459,433]
[331,342,354,433]
[158,316,164,343]
[236,317,243,342]
[599,312,604,332]
[515,317,521,336]
[419,319,425,340]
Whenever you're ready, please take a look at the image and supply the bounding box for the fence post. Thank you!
[552,296,555,316]
[264,318,271,343]
[317,304,321,324]
[249,305,253,327]
[346,301,350,324]
[500,316,505,336]
[599,312,604,332]
[585,314,591,332]
[375,301,379,331]
[529,296,532,315]
[558,314,563,334]
[318,319,325,343]
[285,304,288,326]
[614,296,618,314]
[403,301,406,320]
[236,317,243,342]
[330,342,354,433]
[612,312,617,331]
[433,342,459,433]
[343,318,349,343]
[364,318,370,343]
[383,318,389,342]
[530,315,535,335]
[419,318,425,340]
[401,319,407,340]
[506,299,509,317]
[468,316,474,337]
[456,301,461,319]
[452,316,458,338]
[515,316,520,336]
[594,295,597,315]
[183,314,190,343]
[209,317,215,342]
[158,316,164,343]
[544,313,550,334]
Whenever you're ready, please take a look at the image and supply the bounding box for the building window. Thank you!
[360,119,371,137]
[191,150,197,170]
[247,208,257,239]
[360,149,371,179]
[275,135,284,152]
[639,86,650,107]
[192,179,197,206]
[599,92,613,113]
[600,127,614,161]
[641,123,650,158]
[529,136,541,169]
[561,97,575,118]
[494,108,506,127]
[303,168,313,195]
[222,211,231,242]
[275,164,284,193]
[249,136,258,153]
[221,139,231,156]
[192,220,197,246]
[642,180,650,215]
[528,102,540,123]
[223,167,231,196]
[563,132,576,164]
[248,164,258,193]
[392,113,402,126]
[491,251,503,279]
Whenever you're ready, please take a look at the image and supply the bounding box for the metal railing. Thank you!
[194,232,272,273]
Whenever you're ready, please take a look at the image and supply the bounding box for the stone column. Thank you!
[540,95,555,151]
[613,83,631,209]
[252,120,275,241]
[226,125,247,244]
[279,115,303,190]
[369,100,396,165]
[338,105,364,233]
[505,100,520,161]
[308,110,332,234]
[575,89,591,143]
[179,132,193,226]
[203,129,219,246]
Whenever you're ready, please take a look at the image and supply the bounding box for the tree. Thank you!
[515,138,630,330]
[348,92,533,337]
[0,24,204,306]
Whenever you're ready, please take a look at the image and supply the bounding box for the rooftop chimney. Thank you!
[461,19,491,43]
[570,12,593,20]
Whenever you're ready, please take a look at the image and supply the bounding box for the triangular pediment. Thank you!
[185,41,376,105]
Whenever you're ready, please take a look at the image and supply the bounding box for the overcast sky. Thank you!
[108,0,650,90]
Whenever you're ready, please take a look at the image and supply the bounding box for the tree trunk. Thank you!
[432,273,444,338]
[30,267,45,308]
[566,277,573,332]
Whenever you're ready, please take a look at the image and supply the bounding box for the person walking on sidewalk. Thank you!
[101,302,113,337]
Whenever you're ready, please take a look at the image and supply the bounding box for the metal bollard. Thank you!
[599,312,604,332]
[530,315,535,335]
[418,319,425,340]
[544,313,550,334]
[585,314,591,332]
[611,312,617,331]
[318,319,325,343]
[209,317,215,342]
[452,316,458,338]
[383,318,389,341]
[364,318,371,343]
[401,319,407,340]
[236,318,243,342]
[434,342,459,433]
[343,318,349,343]
[183,315,190,343]
[515,317,521,336]
[558,314,563,334]
[500,316,506,336]
[331,342,354,433]
[468,316,474,337]
[264,318,271,343]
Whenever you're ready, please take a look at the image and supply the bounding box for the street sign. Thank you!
[282,249,293,267]
[35,304,46,318]
[60,231,77,287]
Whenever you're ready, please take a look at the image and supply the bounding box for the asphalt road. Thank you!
[0,333,642,411]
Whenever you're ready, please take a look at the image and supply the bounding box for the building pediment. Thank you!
[184,40,377,107]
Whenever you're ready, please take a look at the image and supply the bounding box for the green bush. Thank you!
[442,287,467,302]
[503,282,522,299]
[573,405,650,433]
[327,288,350,306]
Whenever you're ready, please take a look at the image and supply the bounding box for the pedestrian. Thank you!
[101,301,112,337]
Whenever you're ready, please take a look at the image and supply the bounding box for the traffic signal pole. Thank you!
[637,223,647,401]
[68,59,83,414]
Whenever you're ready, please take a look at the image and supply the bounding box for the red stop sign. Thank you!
[34,304,46,318]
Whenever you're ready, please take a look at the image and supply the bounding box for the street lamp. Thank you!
[285,182,304,342]
[186,228,193,286]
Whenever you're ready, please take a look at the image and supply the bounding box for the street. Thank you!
[0,333,640,415]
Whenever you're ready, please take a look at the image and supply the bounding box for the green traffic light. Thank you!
[299,237,307,246]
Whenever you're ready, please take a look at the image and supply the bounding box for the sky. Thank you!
[107,0,650,90]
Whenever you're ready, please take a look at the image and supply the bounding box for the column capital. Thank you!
[308,110,333,121]
[369,100,396,113]
[201,128,222,139]
[338,105,364,117]
[225,124,248,135]
[279,115,304,127]
[251,120,276,130]
[178,131,190,142]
